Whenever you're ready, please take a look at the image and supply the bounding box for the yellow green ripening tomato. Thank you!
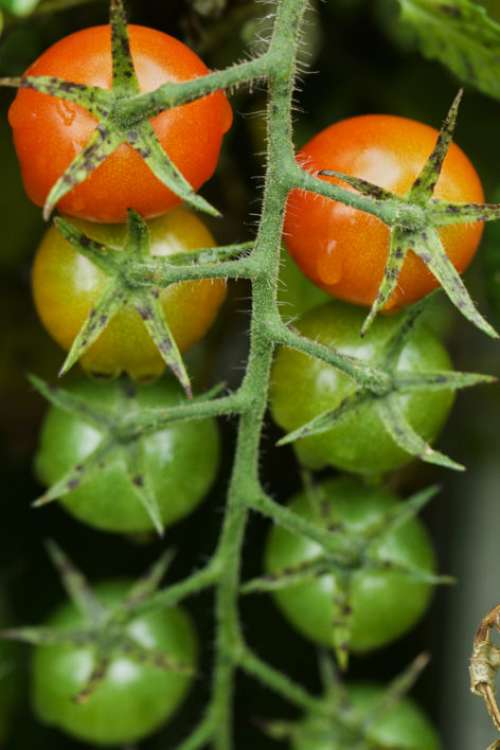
[33,581,197,746]
[270,301,454,476]
[35,378,220,534]
[265,477,435,653]
[32,207,227,382]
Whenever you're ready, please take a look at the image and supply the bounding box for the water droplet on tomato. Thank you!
[317,239,343,285]
[57,99,77,127]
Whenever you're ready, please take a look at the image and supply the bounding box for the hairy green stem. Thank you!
[269,318,392,393]
[117,55,272,124]
[238,647,321,714]
[207,0,309,746]
[248,493,356,564]
[129,561,221,619]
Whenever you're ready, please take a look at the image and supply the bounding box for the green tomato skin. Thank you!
[32,582,197,746]
[292,684,441,750]
[265,477,435,652]
[278,251,331,318]
[35,378,220,534]
[270,301,454,476]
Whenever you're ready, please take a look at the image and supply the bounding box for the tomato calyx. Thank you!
[277,301,495,472]
[0,544,193,703]
[30,375,224,535]
[319,91,499,339]
[51,213,249,394]
[261,653,430,748]
[56,210,195,395]
[470,603,500,745]
[243,483,450,669]
[0,0,220,220]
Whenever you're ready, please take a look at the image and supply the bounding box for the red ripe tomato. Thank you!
[284,115,484,310]
[8,25,233,223]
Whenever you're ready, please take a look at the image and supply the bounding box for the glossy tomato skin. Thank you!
[33,581,197,746]
[32,207,227,381]
[9,25,232,223]
[284,114,484,310]
[270,301,454,476]
[265,477,435,653]
[292,684,441,750]
[35,378,220,534]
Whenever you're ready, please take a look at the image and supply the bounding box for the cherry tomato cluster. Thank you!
[0,0,492,747]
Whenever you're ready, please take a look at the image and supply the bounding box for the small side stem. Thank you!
[117,55,272,124]
[238,647,321,714]
[129,561,221,618]
[247,493,355,564]
[270,319,391,393]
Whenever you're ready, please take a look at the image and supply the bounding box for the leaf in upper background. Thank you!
[396,0,500,101]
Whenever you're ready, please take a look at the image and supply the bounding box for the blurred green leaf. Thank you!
[397,0,500,100]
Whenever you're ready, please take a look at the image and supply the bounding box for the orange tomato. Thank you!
[32,207,227,381]
[9,25,232,223]
[284,114,484,310]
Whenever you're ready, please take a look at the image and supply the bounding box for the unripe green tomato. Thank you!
[265,477,435,653]
[270,301,454,476]
[35,378,220,534]
[278,252,330,318]
[292,683,440,750]
[32,581,197,746]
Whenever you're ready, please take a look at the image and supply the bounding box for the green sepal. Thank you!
[361,226,410,336]
[45,541,106,623]
[54,217,120,275]
[131,120,220,218]
[376,395,464,471]
[33,436,116,507]
[409,89,463,202]
[411,227,497,338]
[59,282,128,377]
[54,213,192,395]
[241,557,329,595]
[44,126,124,220]
[29,374,115,428]
[362,486,439,542]
[133,289,192,398]
[395,370,496,392]
[75,651,111,704]
[319,169,394,201]
[123,439,165,536]
[330,573,353,671]
[120,550,176,614]
[110,0,140,93]
[277,391,372,446]
[360,653,431,733]
[0,626,92,647]
[366,557,455,586]
[0,75,109,116]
